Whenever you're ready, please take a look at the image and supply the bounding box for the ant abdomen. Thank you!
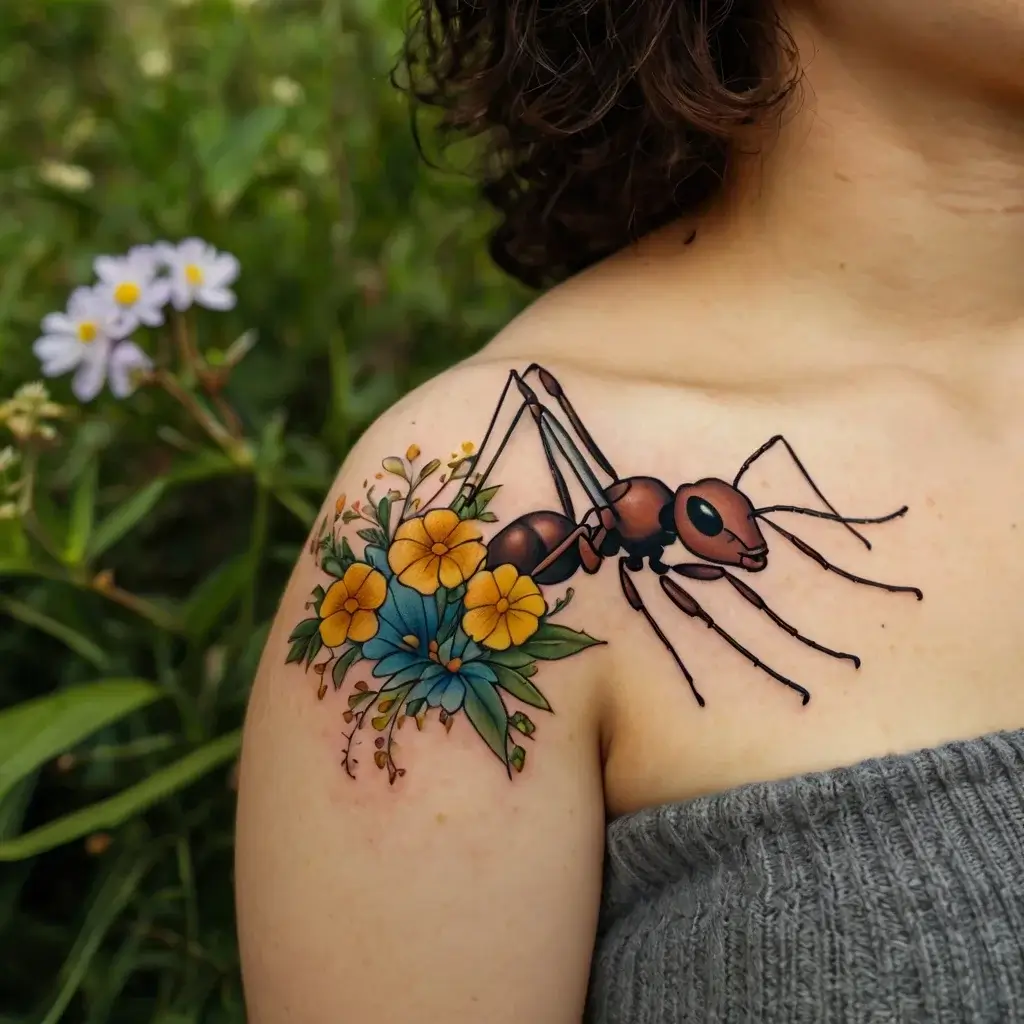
[484,511,580,585]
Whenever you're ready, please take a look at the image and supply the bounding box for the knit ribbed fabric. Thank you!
[587,730,1024,1023]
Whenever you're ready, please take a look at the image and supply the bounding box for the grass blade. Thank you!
[0,595,109,670]
[0,731,241,861]
[0,680,161,804]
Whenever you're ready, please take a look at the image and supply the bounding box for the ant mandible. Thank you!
[457,365,923,707]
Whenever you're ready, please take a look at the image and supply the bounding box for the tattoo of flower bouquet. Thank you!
[285,444,603,783]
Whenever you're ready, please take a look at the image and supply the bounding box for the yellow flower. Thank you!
[334,493,346,515]
[462,564,546,650]
[388,509,486,595]
[406,444,421,461]
[319,563,387,647]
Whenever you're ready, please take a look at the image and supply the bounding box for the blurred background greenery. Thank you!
[0,1,524,1020]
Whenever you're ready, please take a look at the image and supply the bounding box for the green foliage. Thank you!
[0,0,525,1019]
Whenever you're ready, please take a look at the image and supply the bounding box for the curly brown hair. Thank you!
[404,1,800,288]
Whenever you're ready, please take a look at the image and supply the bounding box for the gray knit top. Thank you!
[587,730,1024,1023]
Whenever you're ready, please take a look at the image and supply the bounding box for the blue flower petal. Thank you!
[390,580,438,644]
[361,627,403,661]
[372,650,425,678]
[380,663,433,692]
[440,678,466,714]
[407,664,447,705]
[459,661,497,686]
[364,546,391,576]
[438,635,455,665]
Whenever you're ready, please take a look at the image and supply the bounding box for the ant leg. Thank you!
[733,435,873,550]
[658,575,812,705]
[619,560,705,707]
[671,563,861,667]
[463,386,577,521]
[760,517,924,599]
[533,524,603,578]
[524,364,618,478]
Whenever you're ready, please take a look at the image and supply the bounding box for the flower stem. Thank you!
[152,371,250,465]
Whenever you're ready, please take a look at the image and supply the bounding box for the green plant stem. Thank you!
[92,578,182,633]
[153,371,250,465]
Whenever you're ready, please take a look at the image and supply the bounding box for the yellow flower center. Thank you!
[114,281,141,306]
[431,542,449,556]
[446,658,462,673]
[495,598,510,614]
[343,598,359,613]
[77,321,97,343]
[185,263,204,285]
[402,635,420,649]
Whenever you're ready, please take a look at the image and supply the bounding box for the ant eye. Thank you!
[686,496,724,537]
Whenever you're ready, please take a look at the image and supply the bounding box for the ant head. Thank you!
[672,479,768,571]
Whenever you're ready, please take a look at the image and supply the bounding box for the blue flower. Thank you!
[361,546,497,714]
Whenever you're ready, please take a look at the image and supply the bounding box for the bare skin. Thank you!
[236,4,1024,1022]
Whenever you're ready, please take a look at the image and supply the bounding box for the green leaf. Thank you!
[462,676,510,770]
[518,622,605,661]
[199,106,287,214]
[332,646,361,690]
[321,556,346,578]
[381,457,407,480]
[417,459,441,482]
[486,648,537,670]
[472,485,501,514]
[340,537,356,564]
[356,527,386,546]
[285,637,310,664]
[64,459,97,565]
[0,731,241,861]
[183,554,252,640]
[0,680,161,804]
[38,844,157,1024]
[377,496,392,535]
[287,617,320,643]
[490,663,551,711]
[305,632,323,667]
[478,511,499,523]
[0,595,109,670]
[88,452,237,559]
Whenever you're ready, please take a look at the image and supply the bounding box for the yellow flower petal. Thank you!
[399,554,442,595]
[393,516,431,548]
[462,606,500,643]
[464,569,500,609]
[347,609,379,642]
[319,578,351,618]
[319,609,351,647]
[508,573,542,604]
[444,518,483,548]
[506,609,540,647]
[349,565,387,609]
[342,562,374,597]
[438,554,466,589]
[511,593,546,617]
[491,563,520,598]
[445,540,487,583]
[388,538,429,576]
[423,508,461,544]
[481,616,513,651]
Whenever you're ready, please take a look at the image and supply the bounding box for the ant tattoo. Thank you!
[462,365,923,707]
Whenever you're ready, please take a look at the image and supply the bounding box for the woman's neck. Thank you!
[699,12,1024,346]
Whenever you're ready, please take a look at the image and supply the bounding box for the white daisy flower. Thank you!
[156,238,240,312]
[32,288,152,403]
[94,245,171,336]
[109,342,154,398]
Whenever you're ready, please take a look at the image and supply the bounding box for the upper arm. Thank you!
[235,365,609,1024]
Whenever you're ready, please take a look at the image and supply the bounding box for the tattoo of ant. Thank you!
[459,365,923,707]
